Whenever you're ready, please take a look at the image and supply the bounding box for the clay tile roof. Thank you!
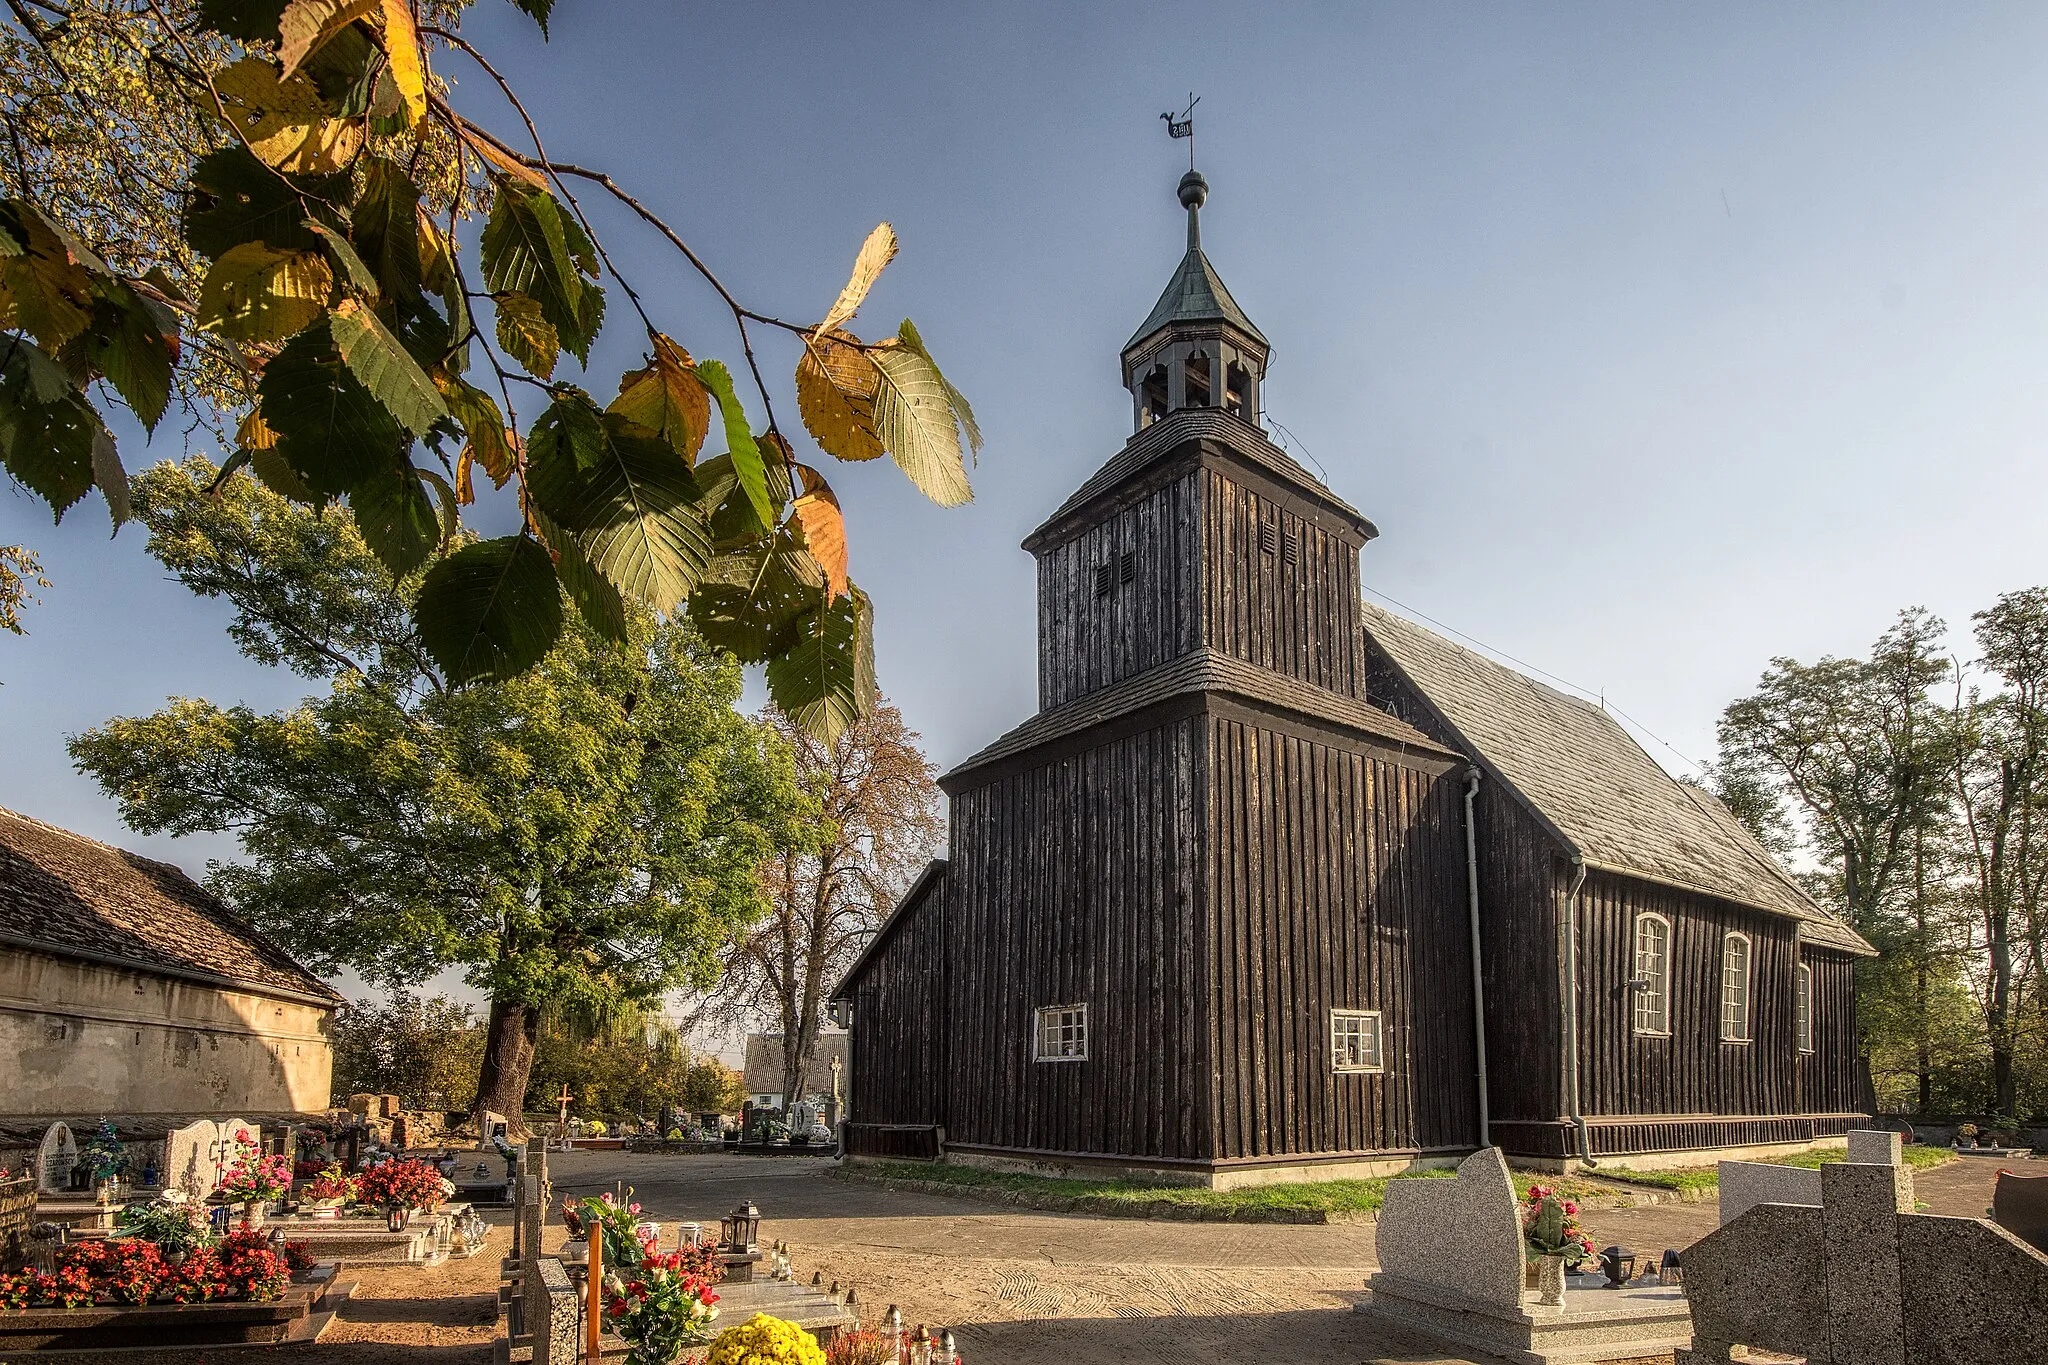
[0,807,342,1002]
[1360,604,1874,956]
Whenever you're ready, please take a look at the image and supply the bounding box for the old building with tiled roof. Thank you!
[0,805,340,1122]
[835,169,1878,1182]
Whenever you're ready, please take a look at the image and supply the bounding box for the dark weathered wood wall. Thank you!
[1037,474,1202,710]
[1573,870,1803,1119]
[844,872,947,1132]
[943,715,1211,1162]
[1201,470,1363,698]
[1469,783,1565,1129]
[1798,949,1860,1116]
[1206,715,1477,1160]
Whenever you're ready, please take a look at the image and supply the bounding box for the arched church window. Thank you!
[1184,350,1213,407]
[1225,362,1253,419]
[1140,365,1169,426]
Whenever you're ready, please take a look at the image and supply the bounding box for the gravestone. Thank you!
[1846,1128,1903,1165]
[1373,1147,1525,1307]
[533,1256,579,1365]
[163,1119,222,1198]
[35,1123,76,1194]
[1680,1152,2048,1363]
[1717,1161,1820,1225]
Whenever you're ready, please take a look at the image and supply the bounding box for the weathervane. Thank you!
[1160,93,1199,170]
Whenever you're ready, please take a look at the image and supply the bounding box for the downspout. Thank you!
[1462,768,1490,1149]
[1561,857,1595,1167]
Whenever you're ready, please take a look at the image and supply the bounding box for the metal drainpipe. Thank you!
[1562,857,1596,1168]
[1463,768,1490,1149]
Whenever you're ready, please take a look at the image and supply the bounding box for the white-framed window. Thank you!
[1034,1004,1088,1062]
[1721,932,1753,1043]
[1330,1009,1384,1073]
[1796,963,1814,1054]
[1633,913,1672,1037]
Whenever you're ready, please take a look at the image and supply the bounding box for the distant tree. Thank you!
[677,1056,747,1116]
[70,460,809,1134]
[0,545,48,635]
[329,992,486,1110]
[1948,588,2048,1116]
[698,699,941,1112]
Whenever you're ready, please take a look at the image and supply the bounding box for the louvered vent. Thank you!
[1094,563,1113,597]
[1281,531,1299,568]
[1119,552,1135,585]
[1257,522,1279,556]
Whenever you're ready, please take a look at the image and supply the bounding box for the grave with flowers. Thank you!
[1355,1147,1693,1364]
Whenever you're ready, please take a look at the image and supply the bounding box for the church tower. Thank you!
[858,170,1481,1183]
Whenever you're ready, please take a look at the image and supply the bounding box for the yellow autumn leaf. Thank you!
[871,341,972,507]
[237,409,279,451]
[455,122,547,190]
[278,0,380,77]
[817,223,897,337]
[455,449,475,504]
[212,56,362,175]
[494,293,558,380]
[794,329,884,464]
[791,464,848,603]
[376,0,429,130]
[196,243,333,344]
[610,334,711,463]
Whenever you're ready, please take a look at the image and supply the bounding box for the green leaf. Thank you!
[257,320,405,495]
[493,292,558,380]
[90,423,129,528]
[532,504,627,642]
[329,297,448,435]
[183,147,346,259]
[687,531,825,662]
[303,218,380,298]
[0,349,97,520]
[609,334,709,462]
[196,241,333,343]
[349,461,439,578]
[250,446,320,503]
[764,585,875,742]
[413,535,564,685]
[693,359,771,534]
[301,22,380,116]
[0,199,98,351]
[526,399,710,615]
[897,317,981,455]
[480,183,591,357]
[196,0,291,43]
[871,338,973,507]
[352,158,423,303]
[92,286,175,432]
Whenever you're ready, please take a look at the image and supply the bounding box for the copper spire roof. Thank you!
[1123,170,1268,352]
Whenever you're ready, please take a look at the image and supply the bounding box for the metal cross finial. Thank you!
[1160,92,1199,171]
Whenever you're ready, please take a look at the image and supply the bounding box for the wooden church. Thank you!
[832,170,1876,1183]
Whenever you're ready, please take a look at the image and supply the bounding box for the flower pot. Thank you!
[242,1201,267,1230]
[1537,1254,1567,1308]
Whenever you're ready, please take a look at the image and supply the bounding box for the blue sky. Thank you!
[6,3,2048,976]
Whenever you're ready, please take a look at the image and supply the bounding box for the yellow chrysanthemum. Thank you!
[704,1312,827,1365]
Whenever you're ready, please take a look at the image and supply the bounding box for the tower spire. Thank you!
[1180,169,1207,252]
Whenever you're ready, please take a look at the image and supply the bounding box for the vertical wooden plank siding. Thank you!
[942,716,1210,1159]
[1206,716,1477,1159]
[1799,950,1860,1115]
[846,875,947,1129]
[1036,474,1202,710]
[1200,470,1364,698]
[1573,870,1804,1119]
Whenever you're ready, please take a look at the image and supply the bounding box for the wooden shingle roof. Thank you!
[1360,604,1874,956]
[944,646,1454,786]
[0,807,342,1003]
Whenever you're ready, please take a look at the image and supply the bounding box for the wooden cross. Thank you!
[556,1085,572,1123]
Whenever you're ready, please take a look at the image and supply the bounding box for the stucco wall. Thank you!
[0,948,333,1115]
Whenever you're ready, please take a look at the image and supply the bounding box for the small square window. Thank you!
[1034,1004,1088,1062]
[1331,1009,1383,1073]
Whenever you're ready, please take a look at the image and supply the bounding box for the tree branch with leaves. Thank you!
[1,0,977,739]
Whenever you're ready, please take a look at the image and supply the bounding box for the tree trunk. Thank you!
[472,997,541,1138]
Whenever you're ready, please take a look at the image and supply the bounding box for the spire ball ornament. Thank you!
[1178,170,1209,212]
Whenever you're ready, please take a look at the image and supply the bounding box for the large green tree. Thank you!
[70,459,811,1130]
[3,0,977,738]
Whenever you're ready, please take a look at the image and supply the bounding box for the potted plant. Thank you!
[301,1165,359,1218]
[214,1131,291,1229]
[603,1247,722,1365]
[1955,1122,1979,1148]
[355,1158,449,1227]
[81,1119,130,1201]
[707,1313,828,1365]
[1521,1184,1595,1308]
[115,1189,213,1264]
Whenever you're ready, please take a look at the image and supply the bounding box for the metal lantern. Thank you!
[1597,1245,1635,1287]
[719,1201,760,1253]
